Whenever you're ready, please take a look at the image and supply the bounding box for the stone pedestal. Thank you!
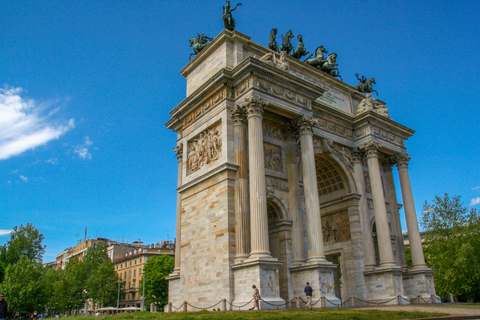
[290,263,341,308]
[403,269,440,302]
[232,259,285,310]
[364,268,408,304]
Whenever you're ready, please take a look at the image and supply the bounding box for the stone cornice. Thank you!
[177,162,238,194]
[354,110,415,138]
[231,57,326,103]
[165,68,232,131]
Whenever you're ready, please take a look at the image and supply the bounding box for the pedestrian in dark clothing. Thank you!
[304,282,313,309]
[0,292,8,320]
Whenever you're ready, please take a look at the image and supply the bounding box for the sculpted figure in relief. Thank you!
[260,51,289,72]
[188,127,222,174]
[264,145,282,171]
[357,93,390,118]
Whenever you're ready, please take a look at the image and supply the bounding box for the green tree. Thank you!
[421,193,480,302]
[5,223,45,264]
[0,256,45,313]
[140,255,174,309]
[85,261,119,307]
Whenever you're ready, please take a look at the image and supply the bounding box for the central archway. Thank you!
[267,199,292,301]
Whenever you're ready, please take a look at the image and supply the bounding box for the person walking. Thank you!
[0,293,8,320]
[249,284,260,310]
[304,282,313,309]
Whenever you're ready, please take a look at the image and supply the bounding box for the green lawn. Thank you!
[68,309,448,320]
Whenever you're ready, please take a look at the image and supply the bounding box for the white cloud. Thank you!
[0,86,75,160]
[46,158,58,165]
[0,229,12,236]
[74,136,93,160]
[469,197,480,206]
[472,186,480,190]
[19,175,28,182]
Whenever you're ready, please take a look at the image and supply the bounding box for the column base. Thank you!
[402,267,439,303]
[231,259,285,310]
[290,262,340,308]
[364,266,405,303]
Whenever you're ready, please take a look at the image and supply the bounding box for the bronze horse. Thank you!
[280,30,294,54]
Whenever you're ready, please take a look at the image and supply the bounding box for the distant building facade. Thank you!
[114,241,175,308]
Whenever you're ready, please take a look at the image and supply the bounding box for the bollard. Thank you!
[431,294,435,304]
[221,298,226,312]
[166,303,172,313]
[296,296,301,309]
[321,296,326,308]
[449,293,454,303]
[418,295,422,304]
[397,294,402,305]
[350,296,355,307]
[183,301,188,312]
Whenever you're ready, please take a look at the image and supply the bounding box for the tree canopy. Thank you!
[140,255,174,309]
[421,193,480,302]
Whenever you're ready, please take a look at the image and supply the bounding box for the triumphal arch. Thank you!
[165,28,438,309]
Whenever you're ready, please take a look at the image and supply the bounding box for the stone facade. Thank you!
[165,30,437,310]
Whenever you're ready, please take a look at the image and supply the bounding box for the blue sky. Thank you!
[1,0,479,262]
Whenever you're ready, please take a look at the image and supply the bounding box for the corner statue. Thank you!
[223,1,242,31]
[355,73,378,95]
[189,33,213,61]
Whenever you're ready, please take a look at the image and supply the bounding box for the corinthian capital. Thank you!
[351,147,365,163]
[360,141,381,158]
[395,152,411,168]
[381,155,397,171]
[295,114,316,135]
[244,97,266,117]
[174,142,183,161]
[231,105,247,125]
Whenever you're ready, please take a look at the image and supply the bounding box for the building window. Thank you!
[133,279,136,288]
[124,271,126,279]
[129,271,131,278]
[133,269,136,277]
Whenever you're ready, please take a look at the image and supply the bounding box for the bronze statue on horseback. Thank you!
[355,73,377,95]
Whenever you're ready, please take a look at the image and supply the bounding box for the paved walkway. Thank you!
[360,304,480,318]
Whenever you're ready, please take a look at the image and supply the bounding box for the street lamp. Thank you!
[142,272,146,311]
[116,280,121,312]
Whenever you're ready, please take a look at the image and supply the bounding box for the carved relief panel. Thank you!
[321,211,351,244]
[187,122,222,175]
[264,143,282,172]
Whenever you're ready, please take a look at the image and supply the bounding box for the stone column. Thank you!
[245,97,271,259]
[284,122,306,266]
[396,153,426,269]
[297,115,327,263]
[362,141,396,268]
[352,149,376,269]
[232,105,250,262]
[382,158,407,268]
[172,142,183,274]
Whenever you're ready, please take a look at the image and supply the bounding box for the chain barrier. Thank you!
[259,297,297,309]
[324,297,342,307]
[186,300,223,311]
[225,298,254,310]
[170,302,185,311]
[351,296,397,305]
[168,292,451,312]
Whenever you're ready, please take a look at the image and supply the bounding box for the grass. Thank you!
[65,309,449,320]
